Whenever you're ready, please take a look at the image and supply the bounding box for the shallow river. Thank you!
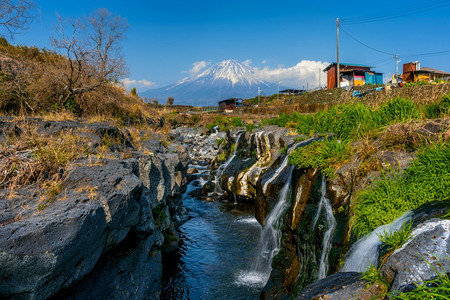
[161,175,264,299]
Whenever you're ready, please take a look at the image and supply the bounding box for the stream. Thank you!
[161,165,264,299]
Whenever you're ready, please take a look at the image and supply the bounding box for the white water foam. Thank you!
[234,216,260,225]
[341,211,413,272]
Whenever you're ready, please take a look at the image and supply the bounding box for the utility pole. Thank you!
[258,87,261,106]
[336,18,340,88]
[277,80,280,101]
[394,54,399,83]
[319,68,321,88]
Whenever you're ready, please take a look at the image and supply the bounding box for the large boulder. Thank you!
[0,159,143,299]
[297,272,385,300]
[381,218,450,293]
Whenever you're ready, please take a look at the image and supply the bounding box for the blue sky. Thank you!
[10,0,450,91]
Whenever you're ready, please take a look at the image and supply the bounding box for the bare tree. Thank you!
[0,0,37,39]
[51,8,128,108]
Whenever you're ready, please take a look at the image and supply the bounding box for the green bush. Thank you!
[288,138,353,178]
[230,117,244,127]
[352,142,450,237]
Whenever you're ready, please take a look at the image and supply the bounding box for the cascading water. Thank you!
[341,211,412,272]
[214,131,244,193]
[239,132,272,197]
[262,138,316,194]
[237,166,294,287]
[312,176,337,280]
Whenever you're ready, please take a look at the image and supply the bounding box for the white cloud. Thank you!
[242,59,252,66]
[189,60,211,75]
[121,78,156,90]
[253,60,330,88]
[261,59,268,64]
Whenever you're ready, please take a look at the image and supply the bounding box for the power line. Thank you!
[339,27,395,56]
[341,0,450,25]
[340,26,450,59]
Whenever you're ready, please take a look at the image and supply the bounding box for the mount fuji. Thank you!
[141,60,280,106]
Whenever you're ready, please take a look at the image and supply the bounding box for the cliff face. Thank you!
[0,120,189,300]
[218,124,449,299]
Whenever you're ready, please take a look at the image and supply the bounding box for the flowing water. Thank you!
[237,166,295,287]
[314,176,336,280]
[214,131,244,193]
[341,211,412,272]
[161,165,263,299]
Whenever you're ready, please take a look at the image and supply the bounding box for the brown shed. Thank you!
[218,98,238,112]
[323,63,379,89]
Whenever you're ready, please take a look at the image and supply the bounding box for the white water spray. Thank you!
[237,166,294,287]
[341,211,412,272]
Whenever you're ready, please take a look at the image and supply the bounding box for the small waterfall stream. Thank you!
[237,166,294,287]
[313,176,336,280]
[214,131,244,193]
[341,211,412,272]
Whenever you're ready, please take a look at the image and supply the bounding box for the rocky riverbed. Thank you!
[0,120,448,299]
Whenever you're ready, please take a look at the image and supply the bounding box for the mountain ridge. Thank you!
[142,59,279,106]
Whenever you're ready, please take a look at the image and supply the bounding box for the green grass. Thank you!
[288,138,354,178]
[352,142,450,237]
[264,96,449,142]
[377,221,413,254]
[361,264,389,288]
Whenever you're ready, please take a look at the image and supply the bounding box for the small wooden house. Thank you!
[218,98,238,112]
[324,63,383,89]
[402,61,450,83]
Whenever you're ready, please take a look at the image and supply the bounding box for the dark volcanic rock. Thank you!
[297,272,385,300]
[381,218,450,293]
[0,159,143,299]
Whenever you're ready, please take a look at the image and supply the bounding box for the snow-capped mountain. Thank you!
[142,59,279,106]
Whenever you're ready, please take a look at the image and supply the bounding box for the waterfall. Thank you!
[237,166,294,287]
[262,137,317,195]
[341,211,412,272]
[311,176,337,280]
[239,132,271,197]
[214,131,244,193]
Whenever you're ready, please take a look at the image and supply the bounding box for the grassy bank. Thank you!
[352,142,450,237]
[264,93,450,239]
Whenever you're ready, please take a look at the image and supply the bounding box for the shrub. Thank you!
[230,117,243,127]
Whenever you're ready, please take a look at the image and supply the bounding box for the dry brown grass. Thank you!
[0,125,92,196]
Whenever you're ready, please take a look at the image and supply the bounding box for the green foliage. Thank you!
[246,123,256,131]
[215,138,224,146]
[265,98,425,141]
[230,117,243,127]
[377,221,413,253]
[288,138,353,178]
[352,142,450,237]
[361,265,388,288]
[404,81,430,87]
[423,94,450,119]
[389,257,450,299]
[130,87,137,96]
